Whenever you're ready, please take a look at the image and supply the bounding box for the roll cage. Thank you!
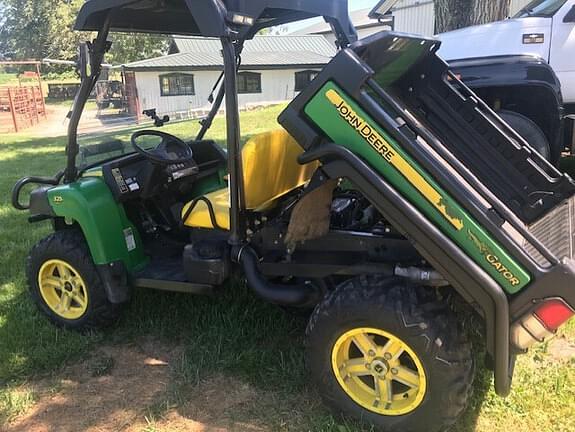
[67,0,357,246]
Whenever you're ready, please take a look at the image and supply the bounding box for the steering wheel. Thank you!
[131,130,194,165]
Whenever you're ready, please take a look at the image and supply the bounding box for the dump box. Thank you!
[280,33,575,388]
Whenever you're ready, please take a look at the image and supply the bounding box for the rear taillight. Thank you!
[511,299,574,350]
[533,299,574,331]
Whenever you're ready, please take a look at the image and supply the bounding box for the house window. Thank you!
[237,72,262,94]
[295,70,319,92]
[159,73,195,96]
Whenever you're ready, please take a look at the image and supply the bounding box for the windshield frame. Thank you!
[513,0,568,18]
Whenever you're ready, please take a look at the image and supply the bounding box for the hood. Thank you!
[437,17,552,62]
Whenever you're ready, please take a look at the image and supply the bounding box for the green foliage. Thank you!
[1,0,168,68]
[107,33,170,65]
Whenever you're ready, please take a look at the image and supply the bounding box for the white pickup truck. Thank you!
[371,0,575,165]
[437,0,575,164]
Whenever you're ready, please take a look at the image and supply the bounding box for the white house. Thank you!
[121,35,335,119]
[296,0,533,40]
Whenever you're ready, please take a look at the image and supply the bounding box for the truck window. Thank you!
[513,0,568,18]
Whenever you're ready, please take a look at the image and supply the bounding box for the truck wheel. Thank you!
[306,276,474,432]
[499,110,551,162]
[27,230,123,330]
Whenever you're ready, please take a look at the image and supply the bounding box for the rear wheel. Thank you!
[499,110,552,163]
[27,230,123,330]
[306,276,474,432]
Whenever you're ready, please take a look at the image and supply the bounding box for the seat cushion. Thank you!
[182,129,319,230]
[181,188,230,230]
[241,129,318,210]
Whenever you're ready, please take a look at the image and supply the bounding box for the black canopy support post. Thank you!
[221,36,245,249]
[195,76,225,141]
[65,14,112,184]
[196,40,245,142]
[325,16,358,48]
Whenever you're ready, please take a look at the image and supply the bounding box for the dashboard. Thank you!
[102,152,199,202]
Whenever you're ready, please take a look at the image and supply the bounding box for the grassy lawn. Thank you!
[0,73,19,86]
[0,104,574,431]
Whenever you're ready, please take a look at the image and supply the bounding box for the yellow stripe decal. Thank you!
[326,89,464,231]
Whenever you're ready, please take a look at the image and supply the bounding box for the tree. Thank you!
[1,0,168,67]
[435,0,511,33]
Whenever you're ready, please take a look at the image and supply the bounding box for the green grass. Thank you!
[0,73,18,86]
[0,106,574,431]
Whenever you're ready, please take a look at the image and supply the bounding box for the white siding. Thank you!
[134,68,320,115]
[347,0,533,39]
[393,0,435,36]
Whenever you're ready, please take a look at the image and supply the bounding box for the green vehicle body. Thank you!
[44,169,227,273]
[44,81,531,295]
[46,177,148,272]
[305,81,531,294]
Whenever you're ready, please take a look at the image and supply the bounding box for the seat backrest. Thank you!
[241,129,319,210]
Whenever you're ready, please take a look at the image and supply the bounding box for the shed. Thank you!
[122,35,335,119]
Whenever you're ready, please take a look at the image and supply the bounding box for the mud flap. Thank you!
[97,260,131,304]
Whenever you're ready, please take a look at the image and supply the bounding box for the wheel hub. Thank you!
[331,327,427,416]
[370,358,389,378]
[38,259,88,320]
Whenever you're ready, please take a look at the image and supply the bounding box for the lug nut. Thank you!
[368,350,376,357]
[391,368,398,375]
[384,352,392,360]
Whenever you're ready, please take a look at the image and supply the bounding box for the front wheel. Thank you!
[306,276,474,432]
[27,230,124,330]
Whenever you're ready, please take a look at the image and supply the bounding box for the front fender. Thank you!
[449,54,562,98]
[46,177,147,272]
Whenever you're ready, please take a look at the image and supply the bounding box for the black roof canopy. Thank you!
[75,0,357,42]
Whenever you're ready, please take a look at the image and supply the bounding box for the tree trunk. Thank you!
[435,0,511,33]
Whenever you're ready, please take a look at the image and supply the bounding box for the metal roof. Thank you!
[294,8,384,35]
[170,35,337,56]
[123,49,331,71]
[124,35,335,71]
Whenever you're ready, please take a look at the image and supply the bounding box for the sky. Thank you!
[286,0,381,33]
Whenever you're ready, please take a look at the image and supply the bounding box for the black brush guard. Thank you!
[279,31,575,396]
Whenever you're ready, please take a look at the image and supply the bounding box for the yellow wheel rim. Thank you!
[331,327,427,416]
[38,259,89,320]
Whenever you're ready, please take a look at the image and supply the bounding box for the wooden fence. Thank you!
[0,86,47,133]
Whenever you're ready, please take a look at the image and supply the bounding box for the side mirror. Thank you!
[563,5,575,23]
[77,42,91,80]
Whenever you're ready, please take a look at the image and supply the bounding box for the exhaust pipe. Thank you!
[238,246,322,308]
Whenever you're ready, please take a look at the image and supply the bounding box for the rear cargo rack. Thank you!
[393,59,575,224]
[281,32,571,275]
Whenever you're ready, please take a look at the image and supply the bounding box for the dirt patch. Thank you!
[4,340,314,432]
[5,339,181,432]
[548,336,575,362]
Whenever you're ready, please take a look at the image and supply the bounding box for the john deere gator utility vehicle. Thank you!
[12,0,575,430]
